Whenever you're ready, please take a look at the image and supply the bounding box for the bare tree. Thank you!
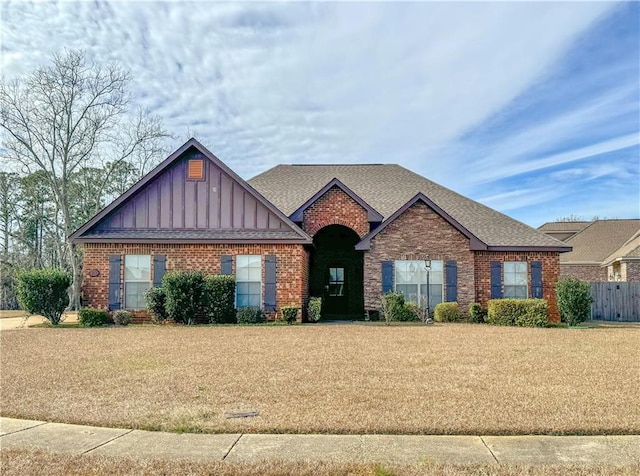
[0,49,168,309]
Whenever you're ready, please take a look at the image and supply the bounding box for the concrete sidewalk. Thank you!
[1,417,639,466]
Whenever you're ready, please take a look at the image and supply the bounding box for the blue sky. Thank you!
[2,1,638,227]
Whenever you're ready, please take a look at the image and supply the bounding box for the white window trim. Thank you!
[124,255,151,310]
[504,261,528,299]
[235,255,262,308]
[394,260,444,309]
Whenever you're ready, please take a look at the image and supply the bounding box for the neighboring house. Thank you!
[602,230,640,282]
[540,220,640,282]
[70,139,570,322]
[537,221,591,242]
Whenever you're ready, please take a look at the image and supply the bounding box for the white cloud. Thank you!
[1,0,635,224]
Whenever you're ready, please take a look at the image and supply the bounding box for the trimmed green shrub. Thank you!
[237,307,264,324]
[203,275,236,324]
[112,310,133,326]
[145,287,168,323]
[16,268,71,325]
[281,306,299,324]
[487,299,548,327]
[79,307,110,327]
[381,292,417,322]
[434,302,463,322]
[555,277,593,326]
[162,271,205,325]
[403,302,424,322]
[468,303,487,323]
[381,292,404,323]
[307,297,322,322]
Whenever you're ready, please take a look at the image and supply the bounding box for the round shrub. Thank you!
[112,310,133,326]
[16,268,71,325]
[403,302,424,322]
[79,307,110,327]
[281,306,299,324]
[555,277,592,326]
[237,307,264,324]
[307,297,322,322]
[434,302,463,322]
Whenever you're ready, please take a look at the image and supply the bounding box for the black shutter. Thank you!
[490,261,502,299]
[445,260,458,302]
[108,255,122,311]
[531,261,543,298]
[382,261,393,294]
[264,255,277,311]
[153,255,166,287]
[221,255,233,275]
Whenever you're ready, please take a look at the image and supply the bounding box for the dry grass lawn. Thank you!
[2,449,639,476]
[1,324,638,435]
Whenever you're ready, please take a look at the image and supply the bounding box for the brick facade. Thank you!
[81,242,308,320]
[361,201,563,322]
[474,251,561,323]
[560,264,607,282]
[302,186,370,238]
[625,262,640,282]
[363,201,475,311]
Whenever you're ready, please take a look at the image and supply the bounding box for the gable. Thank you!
[356,193,487,251]
[70,139,311,244]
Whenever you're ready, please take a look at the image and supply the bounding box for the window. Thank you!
[329,267,344,296]
[504,261,528,298]
[124,255,151,309]
[236,255,261,307]
[187,159,204,180]
[394,260,443,308]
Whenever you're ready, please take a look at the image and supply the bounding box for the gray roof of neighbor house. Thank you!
[538,221,592,232]
[602,230,640,265]
[560,220,640,264]
[249,164,568,249]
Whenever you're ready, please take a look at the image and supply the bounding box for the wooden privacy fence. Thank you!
[591,282,640,322]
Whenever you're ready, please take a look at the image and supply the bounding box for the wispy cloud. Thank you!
[1,1,637,226]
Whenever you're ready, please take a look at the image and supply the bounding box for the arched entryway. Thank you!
[309,224,364,319]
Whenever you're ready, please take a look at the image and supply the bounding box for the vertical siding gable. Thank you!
[91,153,292,232]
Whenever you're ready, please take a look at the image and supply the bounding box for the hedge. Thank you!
[487,299,548,327]
[204,275,236,324]
[78,308,110,327]
[162,271,206,325]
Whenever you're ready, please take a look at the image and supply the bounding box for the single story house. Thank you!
[539,220,640,282]
[70,139,571,321]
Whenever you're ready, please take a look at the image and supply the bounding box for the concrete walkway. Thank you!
[1,417,639,466]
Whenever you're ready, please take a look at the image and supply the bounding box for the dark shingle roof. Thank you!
[561,220,640,264]
[80,229,304,242]
[538,221,592,232]
[249,164,566,248]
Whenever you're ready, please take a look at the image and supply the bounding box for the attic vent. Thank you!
[188,159,204,180]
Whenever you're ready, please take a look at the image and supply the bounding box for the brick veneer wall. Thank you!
[560,264,607,282]
[363,201,475,311]
[624,262,640,282]
[302,186,370,238]
[475,251,561,323]
[81,243,308,320]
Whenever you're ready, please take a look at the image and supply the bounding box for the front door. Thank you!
[325,266,346,314]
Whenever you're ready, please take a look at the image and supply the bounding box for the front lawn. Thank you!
[1,324,638,435]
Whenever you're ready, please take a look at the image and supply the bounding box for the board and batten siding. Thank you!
[95,155,287,231]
